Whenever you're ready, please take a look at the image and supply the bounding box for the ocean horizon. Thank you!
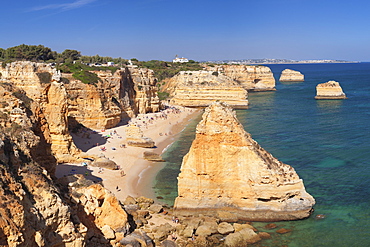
[154,62,370,246]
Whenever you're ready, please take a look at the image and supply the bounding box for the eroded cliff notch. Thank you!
[174,102,315,221]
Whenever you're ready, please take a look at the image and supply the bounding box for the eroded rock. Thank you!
[174,102,315,221]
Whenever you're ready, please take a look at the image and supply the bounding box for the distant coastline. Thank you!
[203,58,360,65]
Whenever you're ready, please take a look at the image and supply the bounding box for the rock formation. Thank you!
[125,124,155,148]
[174,102,315,221]
[65,66,161,130]
[315,80,347,99]
[279,69,304,82]
[0,61,161,163]
[213,65,276,91]
[166,71,249,108]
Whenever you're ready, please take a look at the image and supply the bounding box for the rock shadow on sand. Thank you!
[56,163,103,184]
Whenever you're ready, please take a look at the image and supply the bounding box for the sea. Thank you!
[153,63,370,247]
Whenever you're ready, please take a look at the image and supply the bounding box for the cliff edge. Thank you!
[168,71,249,109]
[174,102,315,221]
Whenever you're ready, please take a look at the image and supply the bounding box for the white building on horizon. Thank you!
[173,55,189,63]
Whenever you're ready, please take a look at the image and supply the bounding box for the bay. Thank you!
[154,63,370,246]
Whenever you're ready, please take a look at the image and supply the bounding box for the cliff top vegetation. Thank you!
[132,59,203,82]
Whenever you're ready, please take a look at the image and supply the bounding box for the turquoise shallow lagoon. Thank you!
[153,63,370,246]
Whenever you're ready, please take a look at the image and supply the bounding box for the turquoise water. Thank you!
[154,63,370,246]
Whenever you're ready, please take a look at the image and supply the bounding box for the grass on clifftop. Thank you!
[58,63,118,85]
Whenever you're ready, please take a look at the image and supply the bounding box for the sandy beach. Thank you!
[56,105,201,203]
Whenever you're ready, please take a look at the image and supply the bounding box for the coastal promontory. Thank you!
[167,71,249,108]
[279,69,304,82]
[174,102,315,221]
[205,65,276,91]
[315,80,347,99]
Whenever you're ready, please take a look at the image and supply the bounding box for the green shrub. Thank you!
[158,92,169,101]
[72,70,101,85]
[36,72,51,84]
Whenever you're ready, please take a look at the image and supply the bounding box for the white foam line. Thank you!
[137,165,151,184]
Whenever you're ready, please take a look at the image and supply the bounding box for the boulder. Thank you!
[91,157,118,170]
[224,228,261,246]
[101,225,115,239]
[217,222,234,235]
[233,223,256,232]
[126,124,155,148]
[149,204,163,214]
[153,223,174,241]
[144,151,165,161]
[161,240,178,247]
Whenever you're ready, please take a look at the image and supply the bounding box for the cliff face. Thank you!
[279,69,304,82]
[167,71,249,108]
[215,65,276,91]
[0,61,78,167]
[65,67,160,129]
[174,102,315,221]
[0,62,161,162]
[315,80,347,99]
[0,88,83,246]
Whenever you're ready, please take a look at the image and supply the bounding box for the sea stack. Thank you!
[174,102,315,221]
[279,69,304,82]
[315,81,347,99]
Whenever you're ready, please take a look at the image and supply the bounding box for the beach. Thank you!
[55,105,200,203]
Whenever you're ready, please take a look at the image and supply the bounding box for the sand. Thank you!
[55,105,201,203]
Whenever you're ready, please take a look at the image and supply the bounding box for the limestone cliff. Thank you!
[0,62,80,165]
[174,102,315,221]
[167,71,249,108]
[212,65,276,91]
[0,90,84,246]
[279,69,304,82]
[315,80,347,99]
[65,66,160,129]
[0,97,130,246]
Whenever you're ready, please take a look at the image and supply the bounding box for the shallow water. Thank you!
[154,63,370,246]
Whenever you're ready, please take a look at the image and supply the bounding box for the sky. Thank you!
[2,0,370,61]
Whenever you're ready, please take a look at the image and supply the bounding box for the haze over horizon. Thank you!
[2,0,370,62]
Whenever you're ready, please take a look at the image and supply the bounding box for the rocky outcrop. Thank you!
[0,61,54,98]
[213,65,276,91]
[167,71,249,108]
[143,151,164,161]
[0,62,79,164]
[279,69,304,82]
[125,124,155,148]
[315,80,347,99]
[174,102,315,221]
[0,106,84,246]
[65,67,161,130]
[60,65,163,134]
[40,78,81,163]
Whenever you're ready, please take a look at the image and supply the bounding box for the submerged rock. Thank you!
[174,102,315,221]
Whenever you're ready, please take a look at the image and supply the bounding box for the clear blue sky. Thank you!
[2,0,370,61]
